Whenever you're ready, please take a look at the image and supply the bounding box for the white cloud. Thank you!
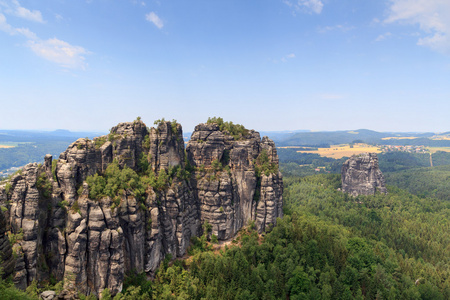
[280,53,296,62]
[0,0,44,23]
[318,24,355,33]
[146,11,163,29]
[283,0,323,15]
[1,8,89,69]
[375,32,392,42]
[0,12,14,34]
[0,12,36,38]
[27,38,90,69]
[385,0,450,54]
[15,26,37,39]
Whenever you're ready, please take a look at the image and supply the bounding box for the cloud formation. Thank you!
[146,11,163,29]
[27,38,89,69]
[0,0,44,23]
[0,4,89,69]
[385,0,450,54]
[375,32,392,42]
[318,24,355,33]
[281,53,296,62]
[283,0,324,15]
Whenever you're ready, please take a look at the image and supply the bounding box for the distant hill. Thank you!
[268,129,449,147]
[0,129,105,142]
[0,129,105,174]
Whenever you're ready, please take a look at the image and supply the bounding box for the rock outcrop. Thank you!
[0,119,283,297]
[341,152,387,196]
[187,123,283,239]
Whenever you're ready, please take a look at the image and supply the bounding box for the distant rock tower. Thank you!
[341,153,387,196]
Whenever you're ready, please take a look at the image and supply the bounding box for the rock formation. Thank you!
[341,152,387,196]
[0,119,283,297]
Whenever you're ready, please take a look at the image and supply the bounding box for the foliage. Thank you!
[57,200,69,210]
[206,117,249,140]
[210,159,223,173]
[254,149,278,176]
[94,136,107,150]
[142,135,150,150]
[153,118,166,126]
[0,276,37,300]
[170,119,178,135]
[5,182,12,194]
[86,160,146,201]
[36,172,52,198]
[51,159,58,181]
[384,164,450,200]
[71,200,81,214]
[378,152,430,172]
[8,228,24,245]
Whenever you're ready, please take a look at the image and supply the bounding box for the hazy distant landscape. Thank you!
[2,127,450,175]
[0,129,105,176]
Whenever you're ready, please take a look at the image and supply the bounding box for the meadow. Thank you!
[296,143,381,159]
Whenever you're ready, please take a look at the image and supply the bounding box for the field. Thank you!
[297,143,381,159]
[430,135,450,140]
[0,144,15,149]
[428,147,450,153]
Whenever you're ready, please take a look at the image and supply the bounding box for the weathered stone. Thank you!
[341,152,387,196]
[187,123,283,239]
[40,290,56,300]
[0,119,283,297]
[0,209,15,279]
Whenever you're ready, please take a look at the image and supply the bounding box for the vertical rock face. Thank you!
[0,119,283,297]
[341,153,387,196]
[186,123,283,239]
[0,209,15,280]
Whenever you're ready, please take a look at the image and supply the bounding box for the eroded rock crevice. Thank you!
[341,152,387,196]
[0,119,283,297]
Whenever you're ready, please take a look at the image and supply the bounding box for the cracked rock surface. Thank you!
[0,120,283,297]
[341,152,387,196]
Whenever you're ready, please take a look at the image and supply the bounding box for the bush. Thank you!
[94,137,107,149]
[36,172,52,198]
[8,228,24,245]
[207,117,249,140]
[254,149,278,177]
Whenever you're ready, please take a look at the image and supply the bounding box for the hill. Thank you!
[0,129,104,175]
[269,129,450,147]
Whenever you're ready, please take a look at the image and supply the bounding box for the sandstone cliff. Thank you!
[341,152,387,196]
[0,119,283,297]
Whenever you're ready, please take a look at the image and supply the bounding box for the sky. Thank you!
[1,0,450,133]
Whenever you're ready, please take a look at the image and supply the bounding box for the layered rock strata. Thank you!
[187,123,283,239]
[341,152,387,196]
[0,119,283,297]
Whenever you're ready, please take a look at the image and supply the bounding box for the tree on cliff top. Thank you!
[207,117,249,140]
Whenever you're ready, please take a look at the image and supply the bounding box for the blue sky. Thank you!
[1,0,450,133]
